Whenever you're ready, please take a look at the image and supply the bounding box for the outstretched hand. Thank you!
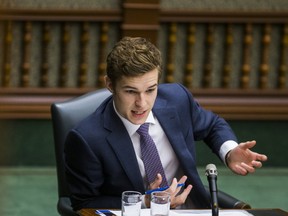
[144,174,192,208]
[226,140,268,175]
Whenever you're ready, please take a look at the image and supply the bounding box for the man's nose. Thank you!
[135,93,146,107]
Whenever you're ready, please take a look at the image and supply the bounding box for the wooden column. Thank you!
[121,0,160,45]
[2,21,13,87]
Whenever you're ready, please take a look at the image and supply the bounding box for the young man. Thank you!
[64,37,267,211]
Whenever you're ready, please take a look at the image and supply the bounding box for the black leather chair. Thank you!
[51,89,112,216]
[51,88,250,216]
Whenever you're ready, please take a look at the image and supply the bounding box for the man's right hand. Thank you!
[144,174,192,208]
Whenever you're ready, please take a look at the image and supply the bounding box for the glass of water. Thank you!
[150,191,170,216]
[121,191,142,216]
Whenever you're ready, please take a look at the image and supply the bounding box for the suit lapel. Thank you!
[153,99,198,173]
[103,101,145,192]
[155,97,210,206]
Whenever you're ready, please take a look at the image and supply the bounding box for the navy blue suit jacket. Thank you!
[64,83,237,210]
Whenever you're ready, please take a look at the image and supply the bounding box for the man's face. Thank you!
[106,68,159,125]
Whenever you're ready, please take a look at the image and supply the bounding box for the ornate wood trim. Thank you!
[1,88,288,120]
[160,10,288,23]
[0,9,122,21]
[191,88,288,120]
[1,8,288,120]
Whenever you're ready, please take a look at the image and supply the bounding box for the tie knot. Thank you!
[137,123,149,136]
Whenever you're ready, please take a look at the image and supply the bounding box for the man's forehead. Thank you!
[117,71,159,89]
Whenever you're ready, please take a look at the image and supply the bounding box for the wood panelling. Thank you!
[122,0,160,44]
[0,6,288,120]
[1,88,288,120]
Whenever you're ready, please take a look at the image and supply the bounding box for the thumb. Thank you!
[150,173,162,189]
[240,140,256,150]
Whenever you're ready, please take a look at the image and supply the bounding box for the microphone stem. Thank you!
[211,193,219,216]
[208,175,219,216]
[205,164,219,216]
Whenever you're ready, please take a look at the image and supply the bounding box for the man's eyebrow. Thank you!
[122,84,158,90]
[122,85,137,90]
[148,84,158,89]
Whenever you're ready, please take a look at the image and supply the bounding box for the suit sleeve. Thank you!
[178,84,238,154]
[64,129,120,211]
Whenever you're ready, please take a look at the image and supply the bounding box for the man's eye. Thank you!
[147,88,155,93]
[126,90,136,94]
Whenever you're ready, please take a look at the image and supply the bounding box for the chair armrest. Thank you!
[204,186,251,209]
[57,197,78,216]
[218,190,251,209]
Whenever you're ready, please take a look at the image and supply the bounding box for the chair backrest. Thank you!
[51,88,111,199]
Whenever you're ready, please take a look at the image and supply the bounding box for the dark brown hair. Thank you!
[106,37,162,86]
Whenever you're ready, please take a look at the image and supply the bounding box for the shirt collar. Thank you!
[113,101,155,136]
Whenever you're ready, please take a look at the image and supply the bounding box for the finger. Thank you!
[175,176,187,193]
[240,162,255,173]
[156,173,162,182]
[234,164,248,175]
[170,185,192,209]
[165,178,178,195]
[170,178,178,189]
[251,160,262,168]
[257,154,268,161]
[178,175,187,184]
[168,177,188,198]
[181,184,193,197]
[150,173,162,189]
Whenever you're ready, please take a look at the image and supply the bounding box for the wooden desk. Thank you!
[79,208,288,216]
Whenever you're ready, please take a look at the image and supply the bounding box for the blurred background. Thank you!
[0,0,288,215]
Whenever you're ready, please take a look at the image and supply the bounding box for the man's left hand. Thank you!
[226,140,268,175]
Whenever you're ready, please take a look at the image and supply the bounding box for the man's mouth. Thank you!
[132,110,146,116]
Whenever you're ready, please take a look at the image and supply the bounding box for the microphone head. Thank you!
[205,163,218,177]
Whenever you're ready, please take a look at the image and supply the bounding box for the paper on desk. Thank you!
[171,209,253,216]
[111,209,180,216]
[111,209,253,216]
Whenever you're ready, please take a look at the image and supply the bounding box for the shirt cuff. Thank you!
[219,140,238,165]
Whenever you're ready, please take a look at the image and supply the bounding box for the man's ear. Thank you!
[104,75,113,93]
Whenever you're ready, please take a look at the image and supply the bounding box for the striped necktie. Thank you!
[137,123,168,187]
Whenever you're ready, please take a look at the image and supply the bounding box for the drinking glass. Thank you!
[150,191,170,216]
[121,191,142,216]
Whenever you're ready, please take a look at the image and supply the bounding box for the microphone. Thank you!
[205,164,219,216]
